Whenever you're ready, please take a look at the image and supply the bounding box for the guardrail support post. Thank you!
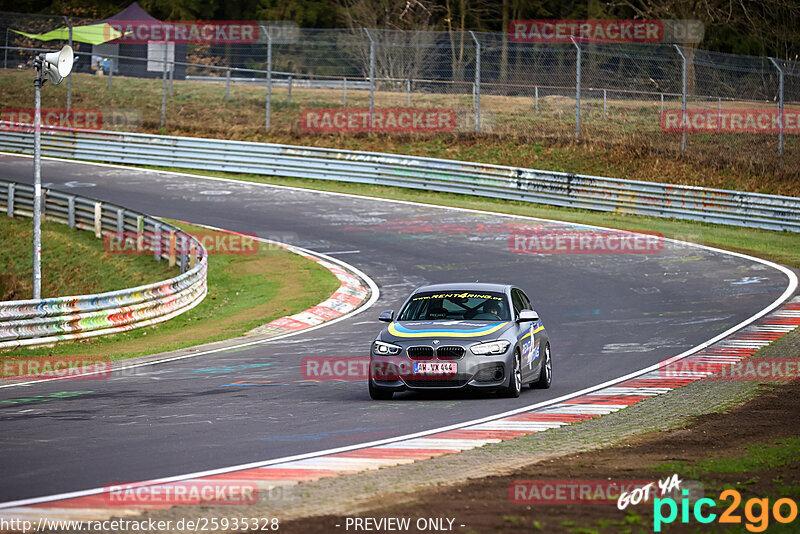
[287,75,292,104]
[470,31,481,134]
[768,57,784,157]
[189,241,196,269]
[67,196,75,228]
[94,202,102,238]
[225,69,231,100]
[136,215,144,251]
[154,223,162,260]
[168,230,176,267]
[179,235,187,273]
[7,183,13,217]
[364,28,375,132]
[116,208,124,237]
[573,40,581,138]
[674,45,687,153]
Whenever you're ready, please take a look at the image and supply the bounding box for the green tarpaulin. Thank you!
[12,23,125,45]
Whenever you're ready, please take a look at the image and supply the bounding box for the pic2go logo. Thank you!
[653,489,799,532]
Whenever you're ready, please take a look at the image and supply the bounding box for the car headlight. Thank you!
[470,340,511,356]
[373,340,402,356]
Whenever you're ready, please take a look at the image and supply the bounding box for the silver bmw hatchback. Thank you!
[369,283,551,400]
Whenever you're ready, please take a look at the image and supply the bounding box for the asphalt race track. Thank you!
[0,153,793,503]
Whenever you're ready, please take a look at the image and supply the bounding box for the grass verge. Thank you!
[1,220,341,362]
[0,216,175,301]
[2,69,797,195]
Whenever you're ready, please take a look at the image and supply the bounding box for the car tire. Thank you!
[532,343,552,389]
[369,380,393,400]
[502,350,522,398]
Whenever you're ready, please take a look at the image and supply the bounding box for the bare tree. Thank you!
[337,0,438,83]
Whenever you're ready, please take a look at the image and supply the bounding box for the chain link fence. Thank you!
[2,12,798,171]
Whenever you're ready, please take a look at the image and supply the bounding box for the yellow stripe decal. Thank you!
[388,321,509,338]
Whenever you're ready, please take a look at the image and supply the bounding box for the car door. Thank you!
[519,289,543,379]
[512,288,536,382]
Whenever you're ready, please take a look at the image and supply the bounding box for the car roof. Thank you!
[412,283,512,294]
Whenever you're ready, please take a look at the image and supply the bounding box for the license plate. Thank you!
[413,362,457,375]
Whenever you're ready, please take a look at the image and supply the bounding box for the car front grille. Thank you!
[406,346,434,360]
[436,346,466,360]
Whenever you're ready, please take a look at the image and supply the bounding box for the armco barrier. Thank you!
[1,126,798,232]
[0,178,207,349]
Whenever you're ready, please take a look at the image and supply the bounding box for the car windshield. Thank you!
[397,291,511,321]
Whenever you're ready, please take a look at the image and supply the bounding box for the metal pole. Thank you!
[717,97,721,131]
[32,68,43,299]
[603,89,607,119]
[160,44,167,128]
[107,57,113,88]
[169,61,174,93]
[406,79,411,105]
[364,28,374,132]
[470,31,480,134]
[4,28,9,69]
[225,69,230,100]
[769,57,784,157]
[674,45,687,153]
[265,27,272,131]
[343,77,347,106]
[660,93,664,114]
[64,17,72,112]
[287,75,292,104]
[573,41,581,138]
[535,86,538,114]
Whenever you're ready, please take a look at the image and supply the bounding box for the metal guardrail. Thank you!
[0,126,799,232]
[0,177,208,349]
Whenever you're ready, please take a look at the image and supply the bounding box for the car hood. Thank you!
[382,320,513,341]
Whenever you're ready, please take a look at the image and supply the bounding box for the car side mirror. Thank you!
[379,310,394,322]
[518,309,539,322]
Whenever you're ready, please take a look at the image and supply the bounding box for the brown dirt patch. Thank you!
[280,380,800,533]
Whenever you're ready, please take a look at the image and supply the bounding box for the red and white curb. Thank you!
[3,297,798,524]
[247,242,369,335]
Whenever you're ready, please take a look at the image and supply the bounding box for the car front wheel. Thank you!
[369,380,394,400]
[532,343,552,389]
[502,350,522,398]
